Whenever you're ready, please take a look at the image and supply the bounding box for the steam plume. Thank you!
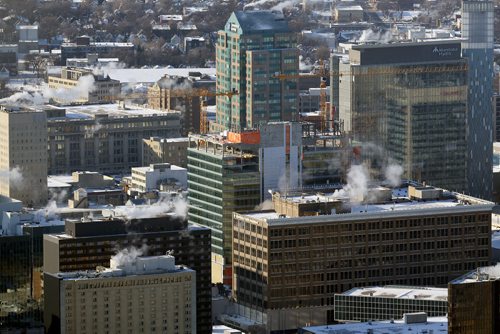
[111,244,148,268]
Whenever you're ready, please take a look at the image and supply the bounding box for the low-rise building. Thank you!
[334,5,364,23]
[334,286,448,322]
[131,163,187,193]
[299,313,447,334]
[48,67,120,104]
[44,255,196,334]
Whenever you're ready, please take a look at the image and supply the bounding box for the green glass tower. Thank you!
[214,11,299,132]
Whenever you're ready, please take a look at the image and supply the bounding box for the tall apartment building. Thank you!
[42,104,181,175]
[448,266,500,334]
[231,184,492,333]
[142,137,189,168]
[213,11,299,131]
[461,0,495,200]
[44,255,196,334]
[0,106,47,207]
[188,123,349,284]
[48,67,121,104]
[43,216,212,334]
[336,40,468,192]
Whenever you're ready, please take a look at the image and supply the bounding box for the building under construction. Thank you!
[187,122,350,285]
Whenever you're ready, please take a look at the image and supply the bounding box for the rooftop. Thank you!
[45,103,180,120]
[239,184,494,224]
[451,265,500,284]
[301,316,448,334]
[102,67,216,84]
[232,11,290,34]
[341,285,447,302]
[55,255,192,280]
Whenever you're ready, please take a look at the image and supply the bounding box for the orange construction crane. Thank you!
[274,63,468,131]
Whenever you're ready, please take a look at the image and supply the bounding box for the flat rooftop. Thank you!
[451,265,500,284]
[240,184,494,224]
[301,316,448,334]
[45,103,180,120]
[341,285,447,302]
[102,67,216,83]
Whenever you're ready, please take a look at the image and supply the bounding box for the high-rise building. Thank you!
[188,123,349,284]
[43,216,212,334]
[461,0,495,200]
[336,41,469,192]
[0,106,47,207]
[213,11,299,131]
[448,265,500,334]
[231,184,492,333]
[44,255,196,334]
[188,131,261,285]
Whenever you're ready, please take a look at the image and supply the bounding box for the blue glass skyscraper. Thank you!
[462,0,494,199]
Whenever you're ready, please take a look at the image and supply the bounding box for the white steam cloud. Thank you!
[385,163,404,187]
[34,189,68,223]
[343,164,370,203]
[0,75,97,106]
[111,244,148,268]
[255,199,274,211]
[112,194,188,220]
[0,166,24,187]
[358,28,392,44]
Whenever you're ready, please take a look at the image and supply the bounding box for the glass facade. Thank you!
[341,61,468,191]
[333,293,447,322]
[462,0,494,200]
[187,144,261,265]
[215,12,298,131]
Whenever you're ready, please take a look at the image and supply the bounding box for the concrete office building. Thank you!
[449,265,500,334]
[461,0,495,200]
[334,286,448,322]
[231,184,492,332]
[43,215,211,334]
[44,255,196,334]
[42,104,181,175]
[0,106,47,207]
[131,163,187,193]
[336,40,468,192]
[17,25,38,55]
[213,11,299,131]
[142,137,189,168]
[48,67,121,104]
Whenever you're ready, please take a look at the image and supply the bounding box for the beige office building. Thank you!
[142,137,189,168]
[48,67,120,104]
[44,255,196,334]
[0,106,47,207]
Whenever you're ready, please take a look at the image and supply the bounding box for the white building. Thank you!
[44,255,196,334]
[131,163,188,193]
